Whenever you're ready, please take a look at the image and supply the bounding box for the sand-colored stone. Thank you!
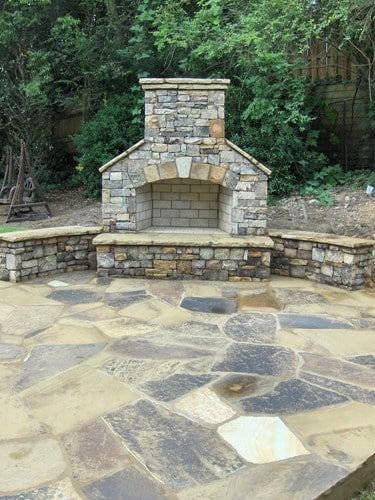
[0,287,61,307]
[239,290,282,311]
[2,305,64,337]
[119,299,192,326]
[268,275,316,288]
[23,365,139,434]
[218,416,309,464]
[285,403,375,470]
[268,229,374,249]
[95,317,157,338]
[0,392,42,440]
[26,318,108,345]
[284,302,361,318]
[278,329,375,357]
[0,303,15,321]
[104,278,151,294]
[0,438,66,494]
[174,387,235,424]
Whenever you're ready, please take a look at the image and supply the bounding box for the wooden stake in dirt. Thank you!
[5,141,52,223]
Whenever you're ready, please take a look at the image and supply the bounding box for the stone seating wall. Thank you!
[0,226,101,282]
[269,229,374,290]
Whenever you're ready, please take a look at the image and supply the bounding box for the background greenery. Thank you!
[0,0,373,198]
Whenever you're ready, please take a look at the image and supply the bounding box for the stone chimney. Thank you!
[100,78,271,235]
[140,78,229,141]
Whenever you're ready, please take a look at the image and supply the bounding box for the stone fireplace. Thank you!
[100,78,270,235]
[96,78,274,281]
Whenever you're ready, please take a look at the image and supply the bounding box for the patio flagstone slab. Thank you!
[181,297,237,314]
[17,343,106,390]
[218,416,309,463]
[119,298,192,326]
[25,319,107,345]
[140,373,215,401]
[240,378,348,414]
[48,288,101,304]
[277,329,375,357]
[0,343,26,361]
[95,318,157,339]
[285,403,375,470]
[0,438,66,494]
[0,392,42,440]
[111,338,213,360]
[100,357,182,385]
[82,466,171,500]
[103,290,150,308]
[104,399,244,489]
[301,352,375,389]
[274,289,327,305]
[223,313,277,343]
[349,355,375,370]
[2,305,64,337]
[61,420,132,483]
[300,372,375,404]
[173,387,236,424]
[212,344,298,377]
[23,365,139,434]
[149,281,184,305]
[278,313,352,329]
[0,478,82,500]
[176,455,349,500]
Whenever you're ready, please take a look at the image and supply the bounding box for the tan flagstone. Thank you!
[0,438,66,494]
[0,334,24,345]
[269,276,315,288]
[0,364,18,391]
[23,365,139,434]
[72,304,118,322]
[277,329,375,357]
[25,318,108,346]
[62,301,105,316]
[0,303,15,322]
[95,317,157,339]
[2,305,64,337]
[238,290,282,311]
[285,403,375,470]
[119,299,192,326]
[306,426,375,469]
[104,278,150,294]
[0,287,61,307]
[174,387,235,424]
[283,303,361,318]
[0,392,42,440]
[182,282,223,297]
[284,402,375,436]
[218,416,309,464]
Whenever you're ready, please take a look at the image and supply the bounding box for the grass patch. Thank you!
[0,226,25,234]
[355,481,375,499]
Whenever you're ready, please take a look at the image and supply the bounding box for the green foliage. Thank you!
[300,165,375,205]
[0,0,372,198]
[73,90,143,196]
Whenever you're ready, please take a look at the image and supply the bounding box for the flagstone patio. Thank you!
[0,272,374,499]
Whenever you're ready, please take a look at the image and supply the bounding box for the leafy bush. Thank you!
[74,90,143,197]
[299,165,375,205]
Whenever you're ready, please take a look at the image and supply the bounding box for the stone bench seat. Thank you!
[93,232,274,281]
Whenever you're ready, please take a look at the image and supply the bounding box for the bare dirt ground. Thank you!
[1,187,374,239]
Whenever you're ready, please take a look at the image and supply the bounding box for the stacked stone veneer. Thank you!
[269,230,374,290]
[100,78,270,235]
[94,233,273,281]
[0,227,101,282]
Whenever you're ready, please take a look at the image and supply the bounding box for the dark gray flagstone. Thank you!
[278,313,352,329]
[223,313,277,343]
[111,338,213,360]
[105,399,244,489]
[181,297,237,314]
[212,343,298,377]
[48,288,101,304]
[82,466,170,500]
[239,378,348,414]
[300,372,375,404]
[140,373,215,401]
[103,290,150,308]
[348,355,375,370]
